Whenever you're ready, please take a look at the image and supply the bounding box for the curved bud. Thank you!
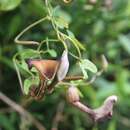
[66,86,80,103]
[101,55,108,71]
[93,95,117,122]
[103,95,117,105]
[57,50,69,81]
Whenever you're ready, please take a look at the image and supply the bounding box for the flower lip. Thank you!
[27,59,60,80]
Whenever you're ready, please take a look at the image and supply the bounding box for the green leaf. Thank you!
[47,49,57,57]
[0,0,21,11]
[118,35,130,54]
[24,76,39,95]
[55,17,69,29]
[31,67,39,73]
[20,49,40,59]
[53,6,71,29]
[8,15,22,38]
[81,59,97,73]
[77,88,84,98]
[0,114,14,130]
[67,30,86,50]
[67,30,75,38]
[79,62,88,79]
[17,60,32,76]
[20,60,29,72]
[79,59,97,79]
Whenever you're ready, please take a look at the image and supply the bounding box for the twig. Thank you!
[51,102,65,130]
[66,86,117,122]
[0,91,46,130]
[14,16,49,45]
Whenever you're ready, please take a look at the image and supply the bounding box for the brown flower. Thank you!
[28,59,60,80]
[27,50,69,100]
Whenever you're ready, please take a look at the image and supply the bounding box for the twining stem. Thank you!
[45,0,68,51]
[64,76,83,80]
[15,16,49,45]
[72,101,95,117]
[59,32,82,58]
[13,53,35,94]
[13,56,24,93]
[51,102,65,130]
[0,92,46,130]
[37,39,59,51]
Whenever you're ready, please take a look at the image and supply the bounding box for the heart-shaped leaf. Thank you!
[20,49,40,59]
[47,49,57,57]
[80,59,97,73]
[79,59,97,79]
[24,76,39,95]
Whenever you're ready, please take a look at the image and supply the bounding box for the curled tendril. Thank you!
[63,0,73,4]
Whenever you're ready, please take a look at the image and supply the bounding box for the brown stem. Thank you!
[63,76,83,81]
[72,101,95,117]
[51,102,65,130]
[0,91,46,130]
[70,95,117,122]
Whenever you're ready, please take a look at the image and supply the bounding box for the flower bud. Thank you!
[66,86,80,103]
[57,50,69,81]
[89,0,97,4]
[101,55,108,71]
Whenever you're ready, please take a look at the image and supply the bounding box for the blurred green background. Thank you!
[0,0,130,130]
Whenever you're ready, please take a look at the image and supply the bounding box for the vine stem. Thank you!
[13,55,24,94]
[37,39,59,51]
[45,0,68,51]
[13,53,35,94]
[14,16,49,45]
[0,92,46,130]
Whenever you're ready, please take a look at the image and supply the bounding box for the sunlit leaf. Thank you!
[77,88,84,98]
[24,76,39,94]
[55,17,69,29]
[47,49,57,57]
[53,6,71,29]
[0,0,21,11]
[67,30,75,38]
[20,49,40,59]
[79,62,88,79]
[80,59,97,73]
[79,59,97,79]
[16,60,31,77]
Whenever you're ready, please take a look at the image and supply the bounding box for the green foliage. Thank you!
[79,59,97,79]
[0,0,21,11]
[0,0,130,130]
[24,76,39,94]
